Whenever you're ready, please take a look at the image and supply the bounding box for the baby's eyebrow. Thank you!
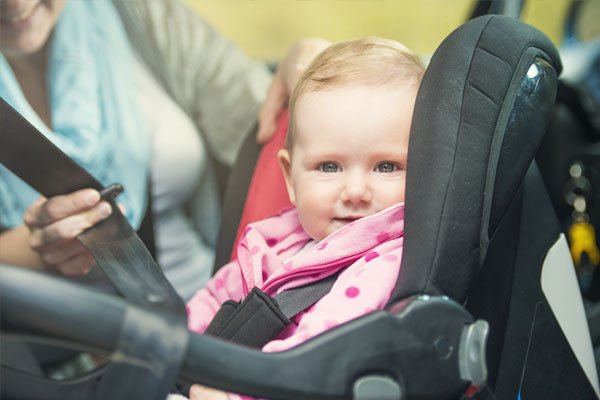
[302,151,343,161]
[373,150,408,161]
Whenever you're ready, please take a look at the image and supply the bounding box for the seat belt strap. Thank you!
[0,97,185,317]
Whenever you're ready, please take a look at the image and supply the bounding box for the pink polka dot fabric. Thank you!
[345,286,360,298]
[187,202,404,359]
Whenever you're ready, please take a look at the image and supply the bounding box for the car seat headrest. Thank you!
[391,15,562,304]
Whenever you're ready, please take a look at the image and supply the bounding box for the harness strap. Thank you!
[0,97,185,317]
[205,272,339,348]
[274,272,339,318]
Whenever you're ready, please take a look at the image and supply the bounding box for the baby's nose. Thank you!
[341,174,373,204]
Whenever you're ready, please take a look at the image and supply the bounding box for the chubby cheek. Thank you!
[297,213,327,242]
[293,184,336,241]
[376,179,406,208]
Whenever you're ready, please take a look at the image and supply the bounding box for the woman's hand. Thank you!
[23,189,113,276]
[257,38,331,143]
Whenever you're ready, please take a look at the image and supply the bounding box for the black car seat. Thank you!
[1,14,598,400]
[391,14,599,400]
[218,15,599,398]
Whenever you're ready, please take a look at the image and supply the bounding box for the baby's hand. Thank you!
[189,384,229,400]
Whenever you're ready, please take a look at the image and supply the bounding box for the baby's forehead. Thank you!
[295,83,415,113]
[289,81,417,150]
[295,84,416,116]
[295,99,412,147]
[299,78,416,97]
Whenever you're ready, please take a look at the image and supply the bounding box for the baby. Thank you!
[186,37,424,400]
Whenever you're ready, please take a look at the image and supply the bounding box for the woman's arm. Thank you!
[0,225,45,269]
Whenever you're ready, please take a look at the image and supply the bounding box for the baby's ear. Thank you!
[277,149,296,205]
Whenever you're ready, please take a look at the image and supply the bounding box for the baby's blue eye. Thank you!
[319,162,339,173]
[376,162,399,173]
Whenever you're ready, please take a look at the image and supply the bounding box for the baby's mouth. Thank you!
[334,216,361,225]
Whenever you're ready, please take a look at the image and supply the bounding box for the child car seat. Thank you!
[1,15,597,400]
[215,14,600,398]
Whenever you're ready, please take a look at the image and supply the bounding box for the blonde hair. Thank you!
[287,37,425,148]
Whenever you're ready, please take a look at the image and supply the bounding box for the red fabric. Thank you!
[230,111,292,260]
[464,385,480,398]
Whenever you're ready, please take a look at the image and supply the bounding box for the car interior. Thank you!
[1,1,600,399]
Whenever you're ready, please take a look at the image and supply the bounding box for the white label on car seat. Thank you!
[541,233,600,397]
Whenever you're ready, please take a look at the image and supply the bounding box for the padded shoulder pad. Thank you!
[392,15,561,303]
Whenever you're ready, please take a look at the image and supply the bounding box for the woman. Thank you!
[0,0,329,300]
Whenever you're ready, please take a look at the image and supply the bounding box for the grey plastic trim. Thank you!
[353,375,402,400]
[459,320,489,387]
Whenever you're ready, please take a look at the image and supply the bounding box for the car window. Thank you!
[573,0,600,42]
[187,0,475,61]
[523,0,600,46]
[521,0,570,45]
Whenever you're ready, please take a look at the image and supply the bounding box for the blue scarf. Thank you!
[0,0,149,229]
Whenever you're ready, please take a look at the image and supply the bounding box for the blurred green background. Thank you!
[186,0,599,62]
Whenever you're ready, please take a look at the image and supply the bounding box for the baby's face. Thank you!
[279,84,417,241]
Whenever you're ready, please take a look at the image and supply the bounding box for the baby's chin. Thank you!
[309,218,361,242]
[304,227,331,243]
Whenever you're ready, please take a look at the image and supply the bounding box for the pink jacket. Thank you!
[187,202,404,355]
